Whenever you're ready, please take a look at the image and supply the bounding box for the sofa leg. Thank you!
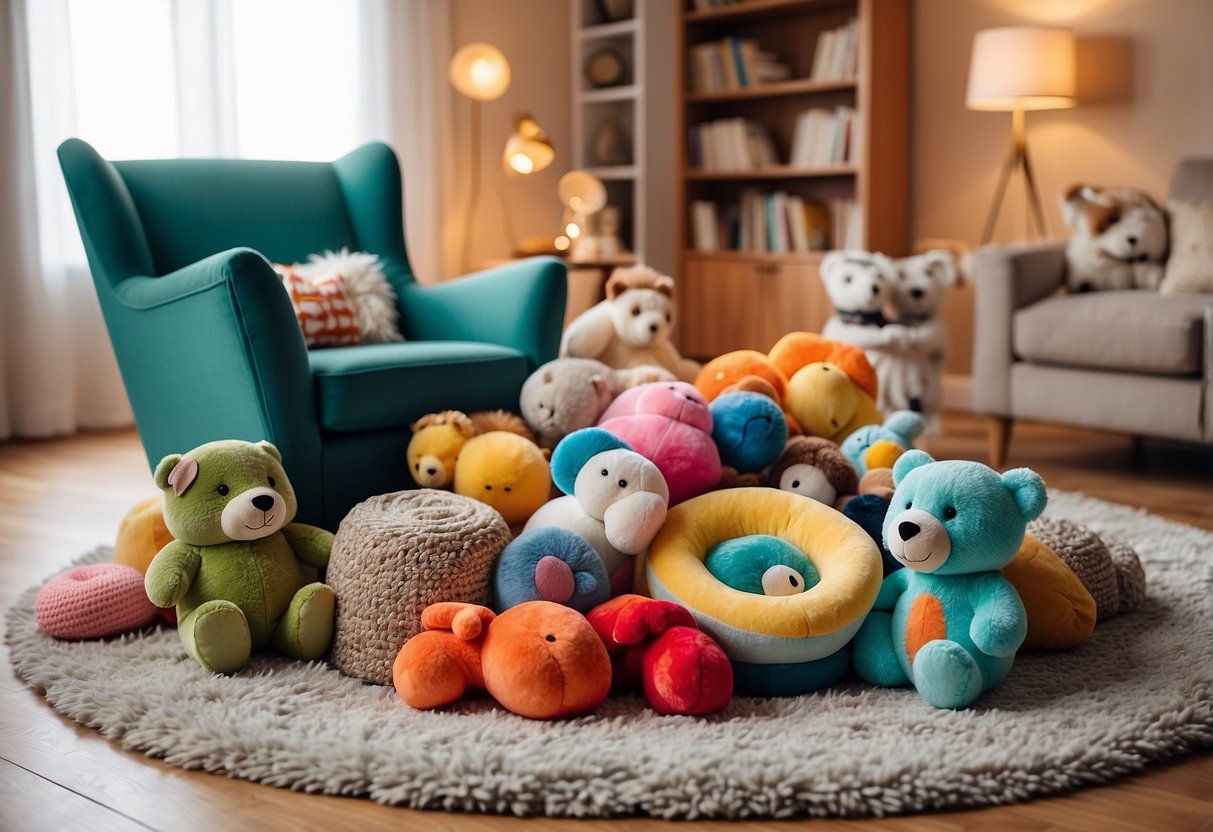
[988,417,1013,469]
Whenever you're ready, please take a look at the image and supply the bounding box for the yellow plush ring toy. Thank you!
[637,489,882,665]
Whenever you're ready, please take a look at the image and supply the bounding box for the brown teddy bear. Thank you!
[766,436,858,509]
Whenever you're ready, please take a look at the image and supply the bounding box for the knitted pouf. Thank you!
[34,563,158,639]
[1029,515,1145,621]
[327,489,512,685]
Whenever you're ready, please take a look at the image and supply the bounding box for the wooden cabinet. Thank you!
[674,0,909,359]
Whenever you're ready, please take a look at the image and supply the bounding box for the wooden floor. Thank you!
[1,415,1210,832]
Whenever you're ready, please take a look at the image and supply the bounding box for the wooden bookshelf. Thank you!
[675,0,909,359]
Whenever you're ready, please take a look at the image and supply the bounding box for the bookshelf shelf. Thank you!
[686,165,856,180]
[579,18,638,40]
[685,76,857,102]
[584,164,638,180]
[675,0,909,359]
[580,84,640,103]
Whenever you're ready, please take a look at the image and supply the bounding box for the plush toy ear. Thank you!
[1001,467,1048,522]
[653,274,675,298]
[1060,183,1087,229]
[605,269,629,300]
[884,410,925,443]
[820,250,846,279]
[870,251,898,282]
[892,449,934,486]
[590,374,611,399]
[257,441,282,462]
[550,427,633,495]
[155,454,199,497]
[923,250,958,288]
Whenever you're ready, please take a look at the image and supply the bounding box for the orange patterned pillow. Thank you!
[277,266,361,348]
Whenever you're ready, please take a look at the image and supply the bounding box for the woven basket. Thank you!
[327,489,511,684]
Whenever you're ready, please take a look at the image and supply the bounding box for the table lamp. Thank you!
[555,171,607,261]
[503,115,554,176]
[449,42,511,271]
[966,26,1075,243]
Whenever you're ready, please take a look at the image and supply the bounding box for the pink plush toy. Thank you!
[598,381,721,505]
[35,563,158,640]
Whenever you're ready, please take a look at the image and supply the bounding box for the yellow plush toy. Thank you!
[454,431,552,526]
[785,362,883,444]
[407,411,477,488]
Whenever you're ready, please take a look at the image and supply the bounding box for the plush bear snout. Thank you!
[886,508,951,572]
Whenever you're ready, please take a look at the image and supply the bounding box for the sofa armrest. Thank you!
[397,257,567,371]
[110,248,324,514]
[972,241,1067,416]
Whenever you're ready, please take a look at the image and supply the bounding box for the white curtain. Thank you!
[1,0,452,440]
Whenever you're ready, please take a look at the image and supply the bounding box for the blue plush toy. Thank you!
[709,391,788,474]
[492,526,610,613]
[851,450,1046,709]
[839,410,925,476]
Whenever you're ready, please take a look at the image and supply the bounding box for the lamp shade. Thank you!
[558,171,607,214]
[449,42,511,101]
[966,26,1076,111]
[503,115,555,175]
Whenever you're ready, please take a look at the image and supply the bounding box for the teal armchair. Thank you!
[58,139,566,529]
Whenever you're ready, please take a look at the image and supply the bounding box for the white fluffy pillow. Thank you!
[294,249,404,342]
[1159,200,1213,295]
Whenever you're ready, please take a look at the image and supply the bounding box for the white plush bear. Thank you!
[524,428,669,596]
[561,265,701,383]
[884,249,958,427]
[1060,185,1168,292]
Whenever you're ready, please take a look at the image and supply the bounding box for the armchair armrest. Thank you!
[109,248,324,514]
[972,241,1067,416]
[397,256,567,370]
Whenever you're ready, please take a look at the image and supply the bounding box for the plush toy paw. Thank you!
[911,639,983,710]
[181,599,252,674]
[273,582,336,660]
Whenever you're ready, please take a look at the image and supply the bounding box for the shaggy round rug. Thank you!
[6,491,1212,820]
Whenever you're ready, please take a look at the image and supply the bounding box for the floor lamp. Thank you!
[449,43,511,272]
[966,27,1076,244]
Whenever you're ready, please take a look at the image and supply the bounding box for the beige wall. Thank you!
[446,0,572,275]
[913,0,1213,373]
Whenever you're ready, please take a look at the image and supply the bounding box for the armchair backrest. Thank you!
[57,139,415,298]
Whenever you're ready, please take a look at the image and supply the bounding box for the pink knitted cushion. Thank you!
[35,563,158,640]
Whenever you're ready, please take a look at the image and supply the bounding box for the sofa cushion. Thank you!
[310,341,530,432]
[1013,291,1209,376]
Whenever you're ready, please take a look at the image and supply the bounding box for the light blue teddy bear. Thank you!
[851,450,1047,709]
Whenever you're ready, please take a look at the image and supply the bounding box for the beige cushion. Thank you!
[1013,291,1208,375]
[1160,200,1213,295]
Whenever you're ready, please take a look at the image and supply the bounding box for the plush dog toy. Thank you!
[392,600,611,719]
[520,357,674,449]
[840,410,925,476]
[587,594,733,715]
[492,527,610,613]
[561,265,701,382]
[1061,184,1168,292]
[820,250,902,349]
[453,431,551,527]
[852,451,1046,709]
[598,381,721,504]
[766,435,858,508]
[145,440,336,674]
[883,249,958,423]
[525,428,668,595]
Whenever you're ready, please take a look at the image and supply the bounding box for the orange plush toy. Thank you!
[587,595,733,716]
[393,601,611,720]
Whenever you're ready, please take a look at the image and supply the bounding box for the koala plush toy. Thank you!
[852,451,1047,709]
[1061,184,1168,292]
[145,439,336,674]
[561,266,701,383]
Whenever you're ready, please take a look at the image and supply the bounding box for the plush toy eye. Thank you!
[905,500,912,509]
[844,275,852,284]
[216,484,229,496]
[631,306,641,316]
[601,468,609,476]
[415,463,420,470]
[484,485,493,491]
[504,486,512,493]
[791,480,800,488]
[943,506,957,519]
[545,634,556,642]
[665,312,672,323]
[267,476,276,488]
[618,479,628,488]
[830,418,839,428]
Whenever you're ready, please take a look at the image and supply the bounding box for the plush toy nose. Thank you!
[870,284,880,296]
[1126,236,1138,247]
[899,520,920,540]
[252,494,275,512]
[649,323,659,333]
[910,287,925,300]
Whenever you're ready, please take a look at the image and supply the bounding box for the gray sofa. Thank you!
[973,159,1213,466]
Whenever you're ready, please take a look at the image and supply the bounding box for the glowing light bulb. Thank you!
[565,223,581,239]
[554,235,570,251]
[509,153,534,174]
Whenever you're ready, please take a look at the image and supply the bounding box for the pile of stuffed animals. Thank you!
[35,265,1147,721]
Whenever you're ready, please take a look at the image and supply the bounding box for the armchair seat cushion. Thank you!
[1013,291,1208,376]
[311,342,530,432]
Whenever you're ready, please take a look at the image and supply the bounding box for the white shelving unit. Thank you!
[570,0,675,276]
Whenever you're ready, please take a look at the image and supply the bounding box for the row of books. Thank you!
[687,118,777,172]
[690,193,862,254]
[687,37,792,92]
[789,106,858,168]
[810,19,858,81]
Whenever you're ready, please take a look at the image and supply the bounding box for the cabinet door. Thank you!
[678,259,767,358]
[763,261,834,343]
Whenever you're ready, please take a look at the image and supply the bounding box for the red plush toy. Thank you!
[393,601,612,720]
[587,594,733,715]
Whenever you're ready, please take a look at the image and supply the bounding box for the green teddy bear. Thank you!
[145,440,336,674]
